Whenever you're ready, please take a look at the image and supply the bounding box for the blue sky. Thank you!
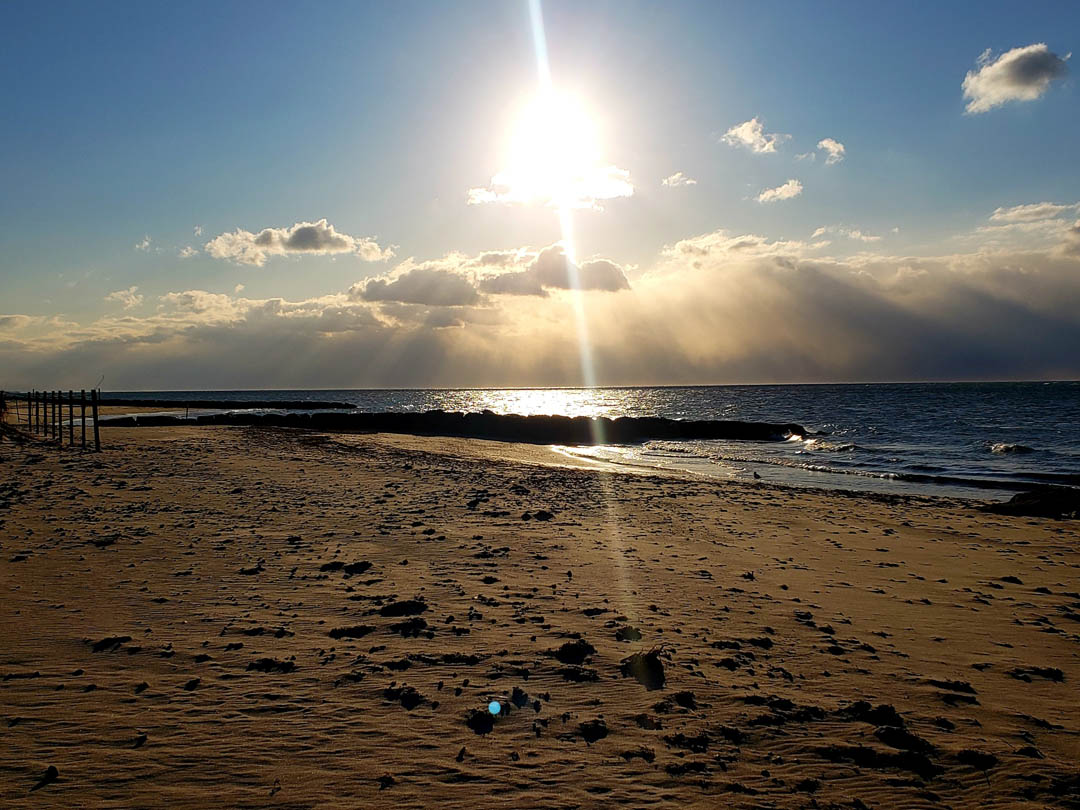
[1,1,1078,387]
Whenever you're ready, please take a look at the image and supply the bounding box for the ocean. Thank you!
[105,381,1080,500]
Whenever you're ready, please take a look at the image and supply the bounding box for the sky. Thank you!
[1,0,1078,389]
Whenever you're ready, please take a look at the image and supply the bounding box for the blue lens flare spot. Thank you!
[488,700,501,715]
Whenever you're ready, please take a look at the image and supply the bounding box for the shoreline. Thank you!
[2,426,1078,808]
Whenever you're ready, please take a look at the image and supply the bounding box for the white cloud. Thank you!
[159,290,241,317]
[663,229,827,261]
[721,118,790,154]
[178,246,198,259]
[105,286,144,310]
[817,138,846,165]
[234,284,245,294]
[794,152,816,162]
[962,43,1070,114]
[661,171,697,187]
[956,201,1080,252]
[467,164,634,210]
[989,201,1080,222]
[756,179,803,203]
[134,235,151,252]
[193,225,203,237]
[204,219,393,267]
[812,225,881,242]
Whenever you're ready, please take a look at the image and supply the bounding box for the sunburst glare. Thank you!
[468,91,632,210]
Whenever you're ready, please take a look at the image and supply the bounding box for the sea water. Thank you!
[106,381,1080,500]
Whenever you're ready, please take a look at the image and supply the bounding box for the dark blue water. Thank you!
[106,382,1080,499]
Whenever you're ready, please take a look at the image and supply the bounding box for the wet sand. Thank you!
[1,426,1078,808]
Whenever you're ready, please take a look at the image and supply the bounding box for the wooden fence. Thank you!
[0,389,101,451]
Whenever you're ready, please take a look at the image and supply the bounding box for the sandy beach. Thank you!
[1,425,1078,809]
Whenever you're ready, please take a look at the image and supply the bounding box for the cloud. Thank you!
[662,172,697,187]
[7,232,1080,390]
[520,245,630,293]
[721,118,789,154]
[193,225,203,237]
[794,152,816,162]
[817,138,846,165]
[467,165,634,210]
[204,219,393,267]
[0,315,37,331]
[663,229,828,262]
[812,225,881,242]
[178,246,198,258]
[962,43,1070,113]
[756,179,803,203]
[159,289,238,315]
[989,201,1079,222]
[954,202,1080,252]
[356,244,631,304]
[134,235,151,252]
[354,264,481,307]
[1064,220,1080,256]
[105,286,144,310]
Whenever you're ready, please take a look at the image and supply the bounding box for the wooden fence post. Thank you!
[68,390,74,446]
[55,391,61,445]
[92,389,101,451]
[81,390,87,450]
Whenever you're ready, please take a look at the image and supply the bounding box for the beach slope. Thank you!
[1,427,1078,808]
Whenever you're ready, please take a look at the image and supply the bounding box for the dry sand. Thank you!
[1,425,1078,809]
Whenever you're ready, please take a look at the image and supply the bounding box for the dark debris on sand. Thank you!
[552,638,595,665]
[620,647,667,690]
[379,599,428,617]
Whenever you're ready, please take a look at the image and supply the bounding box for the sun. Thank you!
[469,91,633,210]
[507,92,601,183]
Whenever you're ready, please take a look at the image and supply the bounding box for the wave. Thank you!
[628,440,1079,494]
[989,442,1034,454]
[800,438,857,452]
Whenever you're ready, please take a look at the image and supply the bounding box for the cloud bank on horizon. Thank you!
[4,200,1079,389]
